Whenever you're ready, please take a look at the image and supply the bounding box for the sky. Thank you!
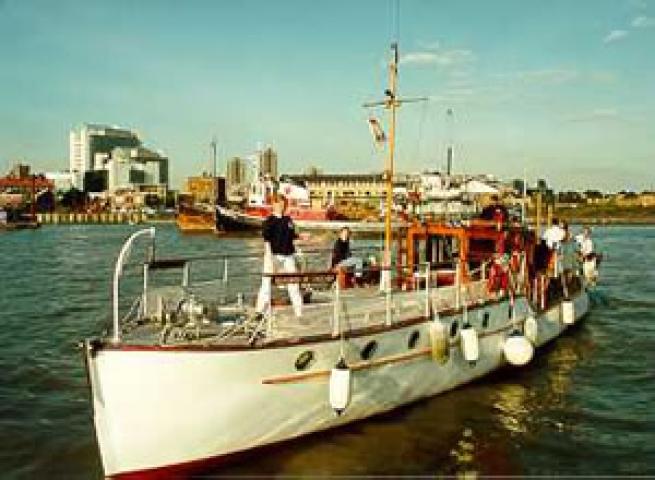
[0,0,653,191]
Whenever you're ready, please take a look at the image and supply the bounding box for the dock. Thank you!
[36,212,148,225]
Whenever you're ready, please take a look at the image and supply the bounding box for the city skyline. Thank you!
[1,0,654,191]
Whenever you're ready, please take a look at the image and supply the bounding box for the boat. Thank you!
[176,194,216,233]
[0,208,40,230]
[216,175,374,232]
[176,208,216,233]
[81,43,599,478]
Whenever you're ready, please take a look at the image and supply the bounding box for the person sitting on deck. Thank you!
[255,196,303,318]
[331,227,364,283]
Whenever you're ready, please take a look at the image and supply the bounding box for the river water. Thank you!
[0,225,653,478]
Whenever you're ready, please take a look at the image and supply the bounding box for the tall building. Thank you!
[259,147,278,178]
[226,157,246,187]
[69,124,141,190]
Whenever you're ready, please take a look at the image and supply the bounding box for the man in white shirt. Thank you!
[575,227,597,285]
[542,218,565,249]
[576,227,594,258]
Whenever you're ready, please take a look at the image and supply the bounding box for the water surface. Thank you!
[0,225,653,478]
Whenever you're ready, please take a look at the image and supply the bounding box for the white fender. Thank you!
[503,334,534,366]
[329,358,351,415]
[460,325,479,363]
[429,320,449,364]
[561,300,575,325]
[524,316,538,345]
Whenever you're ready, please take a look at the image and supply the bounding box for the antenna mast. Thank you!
[210,137,217,204]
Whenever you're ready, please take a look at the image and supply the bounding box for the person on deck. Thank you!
[331,226,364,282]
[575,226,598,285]
[576,226,595,259]
[255,197,303,318]
[542,218,565,250]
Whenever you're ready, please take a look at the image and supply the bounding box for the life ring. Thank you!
[487,261,509,294]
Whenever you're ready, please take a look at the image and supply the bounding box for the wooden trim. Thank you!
[262,347,432,385]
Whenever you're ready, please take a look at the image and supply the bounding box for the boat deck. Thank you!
[117,279,489,348]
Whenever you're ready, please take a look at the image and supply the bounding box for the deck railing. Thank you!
[112,228,521,343]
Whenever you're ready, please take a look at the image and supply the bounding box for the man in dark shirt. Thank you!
[331,227,363,277]
[255,197,302,317]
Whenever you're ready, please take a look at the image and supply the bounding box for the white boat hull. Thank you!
[85,291,589,477]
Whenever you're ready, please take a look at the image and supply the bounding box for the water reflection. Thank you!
[490,326,595,444]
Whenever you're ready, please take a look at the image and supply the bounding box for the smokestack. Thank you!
[446,146,453,176]
[446,108,454,176]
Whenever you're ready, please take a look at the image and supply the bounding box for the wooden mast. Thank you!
[363,44,426,274]
[384,43,399,265]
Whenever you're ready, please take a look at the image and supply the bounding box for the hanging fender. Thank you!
[561,300,575,325]
[329,357,351,416]
[503,332,534,366]
[460,324,479,364]
[524,315,539,345]
[429,320,449,364]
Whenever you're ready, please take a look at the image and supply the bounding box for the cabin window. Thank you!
[408,330,420,349]
[294,350,315,371]
[361,340,378,360]
[450,321,459,338]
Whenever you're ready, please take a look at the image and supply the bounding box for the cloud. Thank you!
[603,29,629,43]
[494,68,579,85]
[400,44,475,67]
[631,15,655,27]
[400,52,440,65]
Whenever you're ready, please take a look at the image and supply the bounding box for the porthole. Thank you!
[294,350,315,371]
[450,321,459,338]
[482,312,490,329]
[361,340,378,360]
[408,330,420,349]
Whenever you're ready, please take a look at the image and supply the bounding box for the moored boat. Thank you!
[81,41,599,479]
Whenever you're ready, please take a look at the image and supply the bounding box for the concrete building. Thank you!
[8,163,30,179]
[226,157,247,188]
[258,147,278,178]
[286,173,385,207]
[44,171,74,192]
[106,146,168,193]
[69,124,141,190]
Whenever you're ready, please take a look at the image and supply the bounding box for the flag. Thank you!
[367,116,386,149]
